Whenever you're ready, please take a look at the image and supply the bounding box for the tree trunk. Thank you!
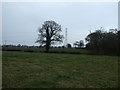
[45,43,49,53]
[45,40,50,53]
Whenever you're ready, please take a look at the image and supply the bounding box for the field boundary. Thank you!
[2,49,118,56]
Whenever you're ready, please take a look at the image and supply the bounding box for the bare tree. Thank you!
[36,21,63,52]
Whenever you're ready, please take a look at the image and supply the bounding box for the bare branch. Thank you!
[36,21,63,52]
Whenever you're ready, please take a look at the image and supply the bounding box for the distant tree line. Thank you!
[85,28,119,55]
[73,40,84,48]
[2,44,40,48]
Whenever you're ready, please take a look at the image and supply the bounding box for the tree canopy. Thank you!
[85,28,119,55]
[36,21,63,52]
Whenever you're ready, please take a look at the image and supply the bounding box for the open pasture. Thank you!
[2,51,118,88]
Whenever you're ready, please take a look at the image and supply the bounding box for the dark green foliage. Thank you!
[67,43,72,48]
[86,29,119,55]
[73,40,84,48]
[118,31,120,55]
[79,40,84,48]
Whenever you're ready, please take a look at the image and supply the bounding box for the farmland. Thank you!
[2,51,118,88]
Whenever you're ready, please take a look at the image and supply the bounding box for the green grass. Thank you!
[2,51,118,88]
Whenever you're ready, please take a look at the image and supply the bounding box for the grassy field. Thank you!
[2,51,118,88]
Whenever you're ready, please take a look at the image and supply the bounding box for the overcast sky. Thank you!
[2,2,118,46]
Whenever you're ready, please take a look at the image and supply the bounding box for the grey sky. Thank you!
[2,2,118,46]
